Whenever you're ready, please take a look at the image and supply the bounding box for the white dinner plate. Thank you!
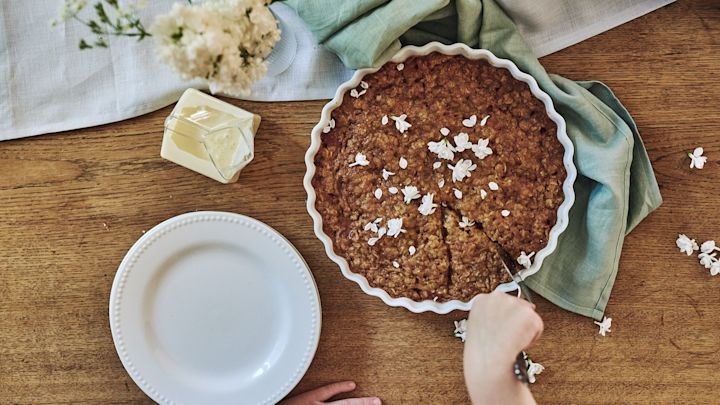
[109,211,321,405]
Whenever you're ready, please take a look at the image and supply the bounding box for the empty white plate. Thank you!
[110,211,321,405]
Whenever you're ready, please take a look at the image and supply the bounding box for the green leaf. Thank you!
[94,37,108,48]
[94,2,111,25]
[171,27,183,44]
[79,39,92,50]
[88,20,103,34]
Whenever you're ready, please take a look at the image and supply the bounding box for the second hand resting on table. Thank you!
[281,291,544,405]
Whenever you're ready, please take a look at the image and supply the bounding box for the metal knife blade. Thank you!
[499,255,534,304]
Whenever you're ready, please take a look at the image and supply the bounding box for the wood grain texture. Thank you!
[1,1,719,403]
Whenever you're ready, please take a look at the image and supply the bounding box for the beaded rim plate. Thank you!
[109,211,321,405]
[304,42,577,314]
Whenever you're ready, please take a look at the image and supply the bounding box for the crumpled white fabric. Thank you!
[0,0,673,141]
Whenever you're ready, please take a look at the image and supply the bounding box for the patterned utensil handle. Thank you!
[513,351,530,384]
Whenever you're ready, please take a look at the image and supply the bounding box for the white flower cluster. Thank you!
[676,234,720,275]
[150,0,280,96]
[677,234,720,275]
[594,316,612,336]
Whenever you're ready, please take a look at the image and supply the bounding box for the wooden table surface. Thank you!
[1,1,718,403]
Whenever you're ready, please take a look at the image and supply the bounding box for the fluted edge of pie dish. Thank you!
[304,42,576,314]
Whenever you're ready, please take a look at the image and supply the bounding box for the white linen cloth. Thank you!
[0,0,674,141]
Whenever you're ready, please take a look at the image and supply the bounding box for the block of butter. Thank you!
[161,88,261,183]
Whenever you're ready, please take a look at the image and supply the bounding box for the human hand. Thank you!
[280,381,381,405]
[463,291,543,405]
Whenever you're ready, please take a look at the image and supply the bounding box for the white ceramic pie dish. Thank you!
[304,42,576,314]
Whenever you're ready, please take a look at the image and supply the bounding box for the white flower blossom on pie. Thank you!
[472,138,493,160]
[458,216,475,228]
[381,115,389,125]
[364,218,382,232]
[676,234,699,256]
[350,88,366,98]
[688,147,707,169]
[388,186,399,194]
[391,114,412,133]
[699,252,717,269]
[594,316,612,337]
[501,209,511,217]
[349,152,370,167]
[453,188,463,199]
[480,189,488,199]
[462,115,477,128]
[374,188,382,199]
[700,240,719,254]
[409,245,416,255]
[440,127,450,136]
[438,178,445,188]
[433,161,442,170]
[428,138,456,161]
[360,80,369,89]
[392,260,400,268]
[488,181,499,191]
[368,225,388,246]
[322,118,335,134]
[517,251,535,269]
[448,159,477,183]
[527,359,544,384]
[401,185,421,204]
[480,115,490,126]
[386,218,406,238]
[418,193,438,216]
[454,132,473,152]
[399,157,408,169]
[453,319,468,342]
[711,261,720,276]
[382,168,395,180]
[396,63,404,71]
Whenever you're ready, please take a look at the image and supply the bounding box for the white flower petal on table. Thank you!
[453,319,468,342]
[688,147,707,169]
[593,316,612,337]
[676,234,699,256]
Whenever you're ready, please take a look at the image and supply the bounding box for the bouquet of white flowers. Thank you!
[54,0,281,96]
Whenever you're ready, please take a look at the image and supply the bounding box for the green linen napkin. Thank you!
[286,0,663,320]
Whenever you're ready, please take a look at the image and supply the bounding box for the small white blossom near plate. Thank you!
[688,147,707,169]
[699,240,720,275]
[453,319,468,342]
[401,185,421,204]
[110,212,320,405]
[594,316,612,336]
[396,63,404,71]
[462,115,477,128]
[517,251,535,269]
[676,234,699,256]
[322,118,335,134]
[349,153,369,167]
[391,114,412,133]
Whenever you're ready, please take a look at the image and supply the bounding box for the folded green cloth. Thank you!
[286,0,663,320]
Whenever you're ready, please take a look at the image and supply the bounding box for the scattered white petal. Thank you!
[593,316,612,337]
[453,132,473,152]
[401,185,421,204]
[363,221,378,232]
[448,159,477,183]
[409,246,416,255]
[389,186,399,194]
[349,152,370,167]
[433,296,439,302]
[381,115,389,125]
[527,359,544,384]
[688,147,707,169]
[322,118,336,134]
[391,114,412,133]
[382,168,395,180]
[488,181,499,191]
[418,193,438,216]
[387,218,406,238]
[472,138,493,160]
[377,226,387,237]
[453,188,463,199]
[453,319,468,342]
[392,260,400,268]
[462,115,477,128]
[428,138,456,160]
[360,80,369,89]
[480,189,488,199]
[440,127,450,136]
[350,89,359,98]
[700,240,718,254]
[501,209,511,217]
[433,161,442,170]
[676,234,699,256]
[458,216,475,228]
[438,178,445,188]
[396,63,404,71]
[374,217,383,223]
[480,115,490,126]
[517,251,535,269]
[399,157,408,169]
[368,237,380,246]
[374,188,382,199]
